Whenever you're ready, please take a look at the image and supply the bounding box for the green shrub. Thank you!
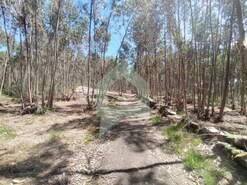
[2,85,18,97]
[35,105,48,115]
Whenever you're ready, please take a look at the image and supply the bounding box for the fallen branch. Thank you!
[225,133,247,151]
[216,142,247,169]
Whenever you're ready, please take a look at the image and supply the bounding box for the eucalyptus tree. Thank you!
[234,0,247,115]
[131,0,161,95]
[217,1,234,121]
[0,0,11,96]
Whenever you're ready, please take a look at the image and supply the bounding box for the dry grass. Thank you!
[0,99,92,184]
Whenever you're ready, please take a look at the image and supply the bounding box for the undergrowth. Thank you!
[35,105,48,115]
[150,116,162,125]
[0,94,12,103]
[49,130,62,140]
[0,124,16,139]
[83,127,99,145]
[164,122,224,185]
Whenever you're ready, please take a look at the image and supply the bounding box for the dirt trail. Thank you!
[81,93,196,185]
[0,93,197,185]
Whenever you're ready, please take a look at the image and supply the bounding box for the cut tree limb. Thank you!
[225,133,247,151]
[159,106,176,117]
[216,142,247,169]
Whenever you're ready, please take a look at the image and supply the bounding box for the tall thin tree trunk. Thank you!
[23,0,32,104]
[48,0,62,109]
[217,3,234,121]
[0,3,10,95]
[234,0,247,115]
[86,0,94,108]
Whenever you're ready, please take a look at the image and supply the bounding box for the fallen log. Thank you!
[199,127,226,141]
[181,121,247,169]
[225,133,247,151]
[184,122,227,141]
[184,121,200,133]
[168,115,182,122]
[57,89,76,102]
[21,104,37,115]
[159,106,176,117]
[166,109,176,115]
[216,142,247,170]
[158,105,168,116]
[142,97,157,109]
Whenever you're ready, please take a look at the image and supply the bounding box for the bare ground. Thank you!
[0,93,246,185]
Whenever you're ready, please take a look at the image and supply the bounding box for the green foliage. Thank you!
[0,51,6,62]
[150,116,162,125]
[165,124,202,152]
[184,149,208,170]
[176,110,184,115]
[202,169,224,185]
[164,124,188,153]
[0,124,16,140]
[35,106,48,115]
[2,85,18,97]
[49,130,62,140]
[164,123,224,185]
[165,124,182,138]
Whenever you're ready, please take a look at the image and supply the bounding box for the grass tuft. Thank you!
[49,130,62,140]
[164,124,197,153]
[0,124,16,139]
[150,116,162,125]
[83,127,99,145]
[202,169,225,185]
[184,149,208,170]
[164,122,224,185]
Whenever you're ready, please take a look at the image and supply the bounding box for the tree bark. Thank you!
[86,0,94,108]
[217,3,234,121]
[234,0,247,115]
[48,0,62,109]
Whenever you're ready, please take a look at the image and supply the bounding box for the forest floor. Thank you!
[0,91,247,185]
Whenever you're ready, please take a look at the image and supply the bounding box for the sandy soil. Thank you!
[0,93,198,185]
[0,92,247,185]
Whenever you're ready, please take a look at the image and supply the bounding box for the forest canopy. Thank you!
[0,0,247,121]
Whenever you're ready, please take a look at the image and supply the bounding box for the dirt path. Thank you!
[0,93,197,185]
[76,93,196,185]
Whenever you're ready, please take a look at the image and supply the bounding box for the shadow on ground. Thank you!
[47,114,100,132]
[73,160,182,185]
[0,104,21,115]
[116,171,170,185]
[81,160,182,175]
[212,146,247,184]
[52,103,85,115]
[100,121,171,153]
[0,139,73,185]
